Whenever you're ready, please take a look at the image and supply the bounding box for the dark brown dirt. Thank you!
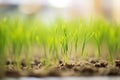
[5,59,120,77]
[115,60,120,68]
[5,70,21,77]
[107,67,120,76]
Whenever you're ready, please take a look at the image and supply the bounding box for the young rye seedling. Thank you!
[94,31,103,57]
[60,26,68,62]
[106,28,119,64]
[11,26,24,69]
[81,32,94,57]
[0,17,120,73]
[0,18,8,77]
[48,27,59,63]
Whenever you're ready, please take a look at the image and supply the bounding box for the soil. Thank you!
[5,59,120,77]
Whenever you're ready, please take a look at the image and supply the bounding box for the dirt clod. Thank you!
[94,61,108,68]
[59,60,63,64]
[34,59,41,66]
[115,60,120,68]
[89,59,98,64]
[21,60,26,67]
[65,63,74,69]
[6,60,11,65]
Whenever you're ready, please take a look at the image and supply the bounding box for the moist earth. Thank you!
[5,59,120,77]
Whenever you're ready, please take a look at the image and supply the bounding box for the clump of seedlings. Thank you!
[0,17,120,77]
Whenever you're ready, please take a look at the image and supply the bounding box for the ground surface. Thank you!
[5,77,120,80]
[5,59,120,77]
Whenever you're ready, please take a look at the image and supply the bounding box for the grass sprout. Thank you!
[0,16,120,68]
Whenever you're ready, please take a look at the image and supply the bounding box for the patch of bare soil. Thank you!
[5,59,120,77]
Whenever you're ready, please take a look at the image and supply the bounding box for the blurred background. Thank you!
[0,0,120,23]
